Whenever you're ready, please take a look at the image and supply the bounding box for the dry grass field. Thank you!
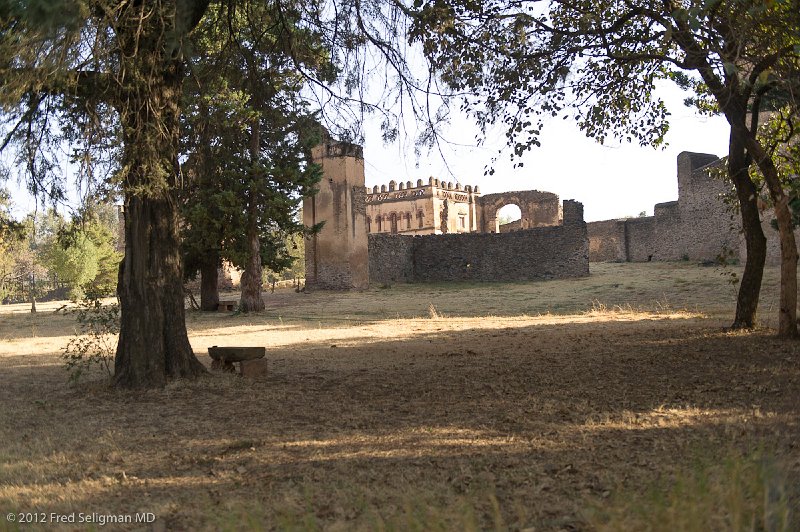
[0,262,798,531]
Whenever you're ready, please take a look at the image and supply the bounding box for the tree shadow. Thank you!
[1,317,798,529]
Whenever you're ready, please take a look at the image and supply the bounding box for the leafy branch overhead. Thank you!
[409,0,798,156]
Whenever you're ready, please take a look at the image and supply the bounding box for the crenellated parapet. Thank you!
[364,176,482,235]
[364,177,481,205]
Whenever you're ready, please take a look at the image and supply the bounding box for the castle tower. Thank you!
[303,134,369,290]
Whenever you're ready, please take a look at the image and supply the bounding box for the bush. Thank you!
[61,297,119,384]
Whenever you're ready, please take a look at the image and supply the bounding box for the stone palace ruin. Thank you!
[588,151,791,265]
[302,136,791,290]
[303,136,589,288]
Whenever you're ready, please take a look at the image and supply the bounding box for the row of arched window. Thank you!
[367,211,424,233]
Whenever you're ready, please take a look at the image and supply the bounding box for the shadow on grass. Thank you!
[0,318,798,530]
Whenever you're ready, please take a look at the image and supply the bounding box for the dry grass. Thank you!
[0,262,798,531]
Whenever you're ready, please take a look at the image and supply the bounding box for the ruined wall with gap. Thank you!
[369,200,588,283]
[588,152,743,263]
[477,190,562,233]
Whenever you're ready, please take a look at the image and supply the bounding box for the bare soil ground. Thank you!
[0,262,798,530]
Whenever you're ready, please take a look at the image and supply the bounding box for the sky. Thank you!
[4,80,731,224]
[360,82,731,223]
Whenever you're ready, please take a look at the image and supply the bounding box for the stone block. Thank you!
[240,359,268,380]
[208,346,265,362]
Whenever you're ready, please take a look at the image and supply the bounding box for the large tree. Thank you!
[181,83,322,312]
[0,0,440,387]
[1,2,228,387]
[181,3,325,313]
[409,0,800,336]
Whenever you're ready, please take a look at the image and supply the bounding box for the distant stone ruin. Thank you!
[588,151,793,265]
[369,200,588,284]
[304,135,589,287]
[302,135,370,290]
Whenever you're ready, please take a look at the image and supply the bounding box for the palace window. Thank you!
[417,211,424,228]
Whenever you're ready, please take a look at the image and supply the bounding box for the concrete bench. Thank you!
[217,300,238,312]
[208,346,267,379]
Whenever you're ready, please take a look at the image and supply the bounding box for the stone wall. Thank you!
[588,152,742,263]
[587,219,626,262]
[626,217,657,261]
[369,200,589,283]
[498,219,522,233]
[368,233,415,284]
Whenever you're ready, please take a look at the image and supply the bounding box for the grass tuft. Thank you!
[587,449,796,532]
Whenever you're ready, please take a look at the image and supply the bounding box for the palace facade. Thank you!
[365,178,482,235]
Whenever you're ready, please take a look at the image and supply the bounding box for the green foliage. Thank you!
[39,206,121,300]
[748,107,800,229]
[61,296,119,384]
[265,230,306,282]
[42,231,99,299]
[409,0,799,168]
[0,188,24,247]
[0,201,120,302]
[180,5,326,287]
[0,189,26,300]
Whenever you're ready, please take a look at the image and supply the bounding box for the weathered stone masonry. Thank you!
[588,152,743,263]
[304,134,589,287]
[303,137,370,290]
[369,200,589,283]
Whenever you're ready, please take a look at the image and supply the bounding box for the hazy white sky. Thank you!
[361,82,731,223]
[5,79,731,224]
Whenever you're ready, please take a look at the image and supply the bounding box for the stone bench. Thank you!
[217,300,238,312]
[208,346,267,379]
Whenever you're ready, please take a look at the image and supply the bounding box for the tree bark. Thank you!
[740,129,799,337]
[239,223,265,312]
[728,126,767,329]
[199,257,220,311]
[239,117,265,312]
[115,193,206,387]
[113,11,206,387]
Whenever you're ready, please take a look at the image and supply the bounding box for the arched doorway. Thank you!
[495,204,521,233]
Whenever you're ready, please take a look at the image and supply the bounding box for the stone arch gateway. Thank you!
[477,190,562,233]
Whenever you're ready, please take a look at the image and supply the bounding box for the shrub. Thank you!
[61,297,119,384]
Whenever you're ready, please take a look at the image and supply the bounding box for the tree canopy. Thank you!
[0,0,444,387]
[180,3,327,311]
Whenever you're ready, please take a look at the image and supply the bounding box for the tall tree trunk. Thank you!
[199,256,220,311]
[728,126,767,329]
[116,193,206,387]
[29,271,36,313]
[239,117,265,312]
[741,130,799,337]
[239,222,265,312]
[114,15,206,388]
